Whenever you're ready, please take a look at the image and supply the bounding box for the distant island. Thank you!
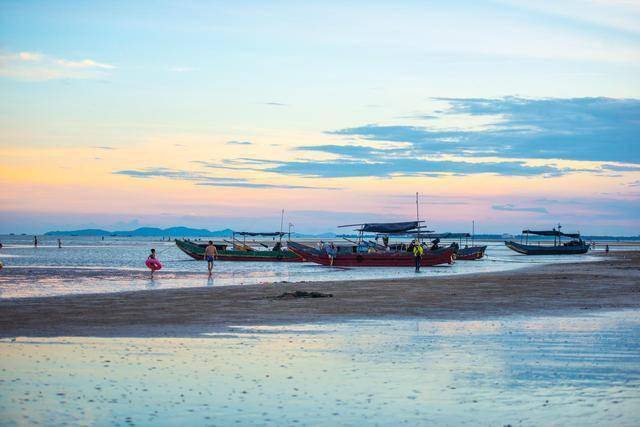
[43,226,337,238]
[41,227,639,240]
[45,227,235,237]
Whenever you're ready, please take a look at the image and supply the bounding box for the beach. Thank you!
[1,251,638,338]
[2,251,639,425]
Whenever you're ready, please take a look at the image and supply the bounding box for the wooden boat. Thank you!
[418,233,487,261]
[288,219,456,267]
[175,238,303,262]
[287,240,456,267]
[456,245,487,260]
[505,227,589,255]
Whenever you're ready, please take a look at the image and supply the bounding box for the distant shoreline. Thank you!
[0,252,638,338]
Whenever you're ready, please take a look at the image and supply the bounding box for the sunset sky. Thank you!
[1,0,639,235]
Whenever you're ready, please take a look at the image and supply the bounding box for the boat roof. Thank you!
[419,232,471,239]
[233,231,286,237]
[339,221,424,234]
[522,229,580,238]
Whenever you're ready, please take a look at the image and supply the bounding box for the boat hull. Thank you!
[175,239,303,262]
[287,241,456,267]
[505,241,589,255]
[456,245,487,260]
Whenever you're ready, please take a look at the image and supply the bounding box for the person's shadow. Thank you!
[207,275,215,287]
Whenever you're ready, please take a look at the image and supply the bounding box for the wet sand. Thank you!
[0,252,638,338]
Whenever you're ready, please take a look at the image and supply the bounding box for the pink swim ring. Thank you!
[145,258,162,271]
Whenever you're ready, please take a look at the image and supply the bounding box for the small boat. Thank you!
[175,231,303,262]
[456,245,487,260]
[414,233,487,261]
[288,221,456,267]
[505,226,590,255]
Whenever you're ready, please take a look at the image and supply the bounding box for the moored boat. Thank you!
[288,221,456,267]
[505,227,589,255]
[287,241,456,267]
[175,234,303,262]
[414,233,487,261]
[456,245,487,260]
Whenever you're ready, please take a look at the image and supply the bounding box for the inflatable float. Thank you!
[145,258,162,271]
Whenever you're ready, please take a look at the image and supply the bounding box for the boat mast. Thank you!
[415,192,420,243]
[472,220,475,246]
[279,209,285,243]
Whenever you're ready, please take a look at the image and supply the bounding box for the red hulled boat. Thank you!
[287,241,456,267]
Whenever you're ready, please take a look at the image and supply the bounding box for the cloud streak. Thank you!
[0,50,116,81]
[112,167,337,190]
[226,140,253,145]
[492,204,549,214]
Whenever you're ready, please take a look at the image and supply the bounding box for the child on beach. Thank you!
[147,248,160,278]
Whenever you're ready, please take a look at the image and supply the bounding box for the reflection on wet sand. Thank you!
[1,311,638,426]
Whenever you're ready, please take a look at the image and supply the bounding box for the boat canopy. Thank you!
[339,221,424,234]
[419,232,471,239]
[522,229,580,238]
[233,231,286,237]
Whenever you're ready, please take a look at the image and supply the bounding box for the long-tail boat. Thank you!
[505,226,589,255]
[175,231,303,262]
[420,233,487,261]
[288,221,456,267]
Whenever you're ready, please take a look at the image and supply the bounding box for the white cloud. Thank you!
[0,50,116,81]
[55,58,115,69]
[18,52,42,61]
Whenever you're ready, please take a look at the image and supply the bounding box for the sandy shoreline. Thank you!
[0,252,638,338]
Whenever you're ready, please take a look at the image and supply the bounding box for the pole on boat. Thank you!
[472,220,475,246]
[415,192,420,243]
[279,209,285,243]
[288,222,293,241]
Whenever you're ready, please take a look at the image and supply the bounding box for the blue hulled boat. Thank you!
[505,226,589,255]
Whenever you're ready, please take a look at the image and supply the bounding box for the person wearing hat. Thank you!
[412,240,423,272]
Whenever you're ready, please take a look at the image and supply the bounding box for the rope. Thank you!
[153,245,175,255]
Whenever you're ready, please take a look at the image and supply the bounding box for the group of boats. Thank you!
[174,220,589,268]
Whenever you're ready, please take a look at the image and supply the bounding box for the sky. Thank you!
[1,0,639,235]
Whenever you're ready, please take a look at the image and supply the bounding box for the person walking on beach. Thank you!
[57,239,62,249]
[34,236,38,247]
[327,242,337,266]
[205,241,218,276]
[413,240,424,273]
[148,248,158,278]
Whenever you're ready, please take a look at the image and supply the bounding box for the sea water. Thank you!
[0,310,638,425]
[0,235,627,299]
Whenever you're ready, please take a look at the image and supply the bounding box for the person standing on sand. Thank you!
[413,241,423,273]
[205,241,218,275]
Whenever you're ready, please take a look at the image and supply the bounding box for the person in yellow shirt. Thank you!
[413,241,424,272]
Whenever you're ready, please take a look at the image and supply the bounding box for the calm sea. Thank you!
[0,234,631,298]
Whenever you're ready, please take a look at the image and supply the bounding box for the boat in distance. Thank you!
[505,227,590,255]
[287,241,456,267]
[175,234,303,262]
